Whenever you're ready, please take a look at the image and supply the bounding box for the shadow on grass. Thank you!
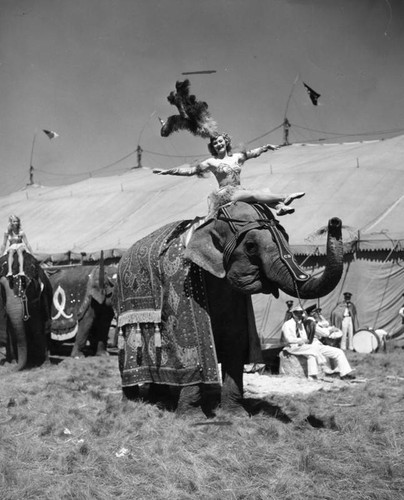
[49,355,65,365]
[304,414,339,430]
[244,398,339,429]
[243,397,292,423]
[122,385,315,425]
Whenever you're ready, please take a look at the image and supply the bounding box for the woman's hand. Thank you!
[264,144,280,152]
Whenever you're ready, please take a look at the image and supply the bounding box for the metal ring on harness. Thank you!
[14,275,30,321]
[22,294,30,321]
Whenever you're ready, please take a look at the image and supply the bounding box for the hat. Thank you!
[286,300,294,307]
[305,304,317,315]
[343,292,352,298]
[291,305,304,313]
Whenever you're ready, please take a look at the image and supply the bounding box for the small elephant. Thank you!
[47,261,116,358]
[114,202,344,416]
[0,252,52,370]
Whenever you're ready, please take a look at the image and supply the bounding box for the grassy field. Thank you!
[0,348,403,500]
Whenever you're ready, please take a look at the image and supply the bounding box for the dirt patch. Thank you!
[243,372,348,397]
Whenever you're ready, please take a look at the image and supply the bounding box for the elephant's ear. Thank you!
[91,288,105,304]
[183,222,225,278]
[88,268,105,304]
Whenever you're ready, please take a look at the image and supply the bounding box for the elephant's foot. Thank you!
[220,376,247,416]
[175,384,203,415]
[213,405,250,420]
[11,363,26,373]
[40,357,52,369]
[220,387,249,417]
[122,385,140,401]
[95,342,109,357]
[95,349,109,357]
[70,350,85,359]
[219,400,250,418]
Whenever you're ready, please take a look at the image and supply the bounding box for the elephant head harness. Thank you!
[218,203,310,282]
[8,275,30,321]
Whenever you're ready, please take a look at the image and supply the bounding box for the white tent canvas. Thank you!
[1,135,403,344]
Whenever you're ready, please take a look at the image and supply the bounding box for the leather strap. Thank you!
[219,203,309,282]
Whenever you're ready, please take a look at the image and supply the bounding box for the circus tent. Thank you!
[1,134,403,342]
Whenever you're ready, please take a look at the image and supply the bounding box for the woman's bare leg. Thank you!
[7,249,14,276]
[231,189,300,216]
[17,248,25,275]
[231,189,285,206]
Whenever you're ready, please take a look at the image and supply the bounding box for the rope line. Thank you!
[29,120,404,182]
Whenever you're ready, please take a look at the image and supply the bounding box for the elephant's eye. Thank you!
[245,241,257,254]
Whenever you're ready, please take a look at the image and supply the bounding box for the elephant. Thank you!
[0,252,53,371]
[46,259,116,358]
[114,201,343,416]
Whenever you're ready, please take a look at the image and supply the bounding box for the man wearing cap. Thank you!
[284,300,294,322]
[281,305,326,380]
[330,292,358,351]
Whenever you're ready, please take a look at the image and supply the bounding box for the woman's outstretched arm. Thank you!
[153,162,209,177]
[243,144,280,160]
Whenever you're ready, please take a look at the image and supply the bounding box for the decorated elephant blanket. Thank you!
[115,220,221,387]
[46,266,94,342]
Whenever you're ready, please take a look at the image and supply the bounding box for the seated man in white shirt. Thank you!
[307,307,355,380]
[281,305,326,381]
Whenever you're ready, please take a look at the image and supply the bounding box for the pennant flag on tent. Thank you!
[43,129,59,139]
[303,83,321,106]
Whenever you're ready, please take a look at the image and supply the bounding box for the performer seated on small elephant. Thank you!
[0,215,34,276]
[153,132,305,216]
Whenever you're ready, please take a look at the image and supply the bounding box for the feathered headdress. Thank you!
[160,80,218,139]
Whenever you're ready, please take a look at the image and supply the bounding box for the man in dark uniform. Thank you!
[284,300,294,322]
[330,292,358,351]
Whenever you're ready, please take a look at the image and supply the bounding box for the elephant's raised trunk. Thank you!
[278,217,344,299]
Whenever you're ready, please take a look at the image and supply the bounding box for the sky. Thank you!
[0,0,403,196]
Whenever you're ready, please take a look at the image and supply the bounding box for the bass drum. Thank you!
[353,328,380,354]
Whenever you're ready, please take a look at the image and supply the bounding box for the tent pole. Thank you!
[28,132,37,185]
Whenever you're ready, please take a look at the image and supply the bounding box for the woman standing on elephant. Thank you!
[153,132,305,216]
[0,215,34,276]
